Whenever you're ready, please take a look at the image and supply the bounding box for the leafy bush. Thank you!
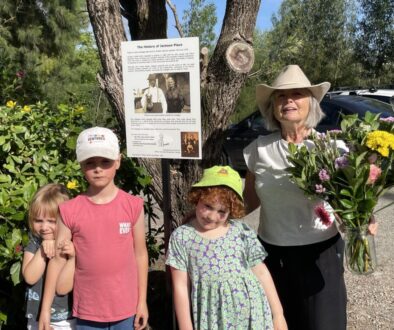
[0,100,88,327]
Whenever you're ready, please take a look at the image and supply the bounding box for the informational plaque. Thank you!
[121,37,201,159]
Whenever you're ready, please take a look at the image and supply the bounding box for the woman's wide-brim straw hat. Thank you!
[256,65,331,111]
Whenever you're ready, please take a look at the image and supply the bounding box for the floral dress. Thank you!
[166,220,273,330]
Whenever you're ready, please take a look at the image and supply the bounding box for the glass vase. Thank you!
[344,225,377,275]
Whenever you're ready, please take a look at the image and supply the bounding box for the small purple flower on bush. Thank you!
[318,169,330,181]
[315,184,326,194]
[16,70,25,79]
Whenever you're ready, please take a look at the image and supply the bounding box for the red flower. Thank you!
[15,244,22,254]
[314,204,333,226]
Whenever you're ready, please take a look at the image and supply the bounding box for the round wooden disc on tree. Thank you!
[225,41,255,73]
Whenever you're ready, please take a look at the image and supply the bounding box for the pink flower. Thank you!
[380,117,394,123]
[314,204,334,227]
[367,164,382,184]
[318,169,330,181]
[16,70,25,78]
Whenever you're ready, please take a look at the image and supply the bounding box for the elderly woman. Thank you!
[166,76,185,113]
[243,65,346,330]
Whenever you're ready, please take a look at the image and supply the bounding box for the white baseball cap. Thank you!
[76,127,120,163]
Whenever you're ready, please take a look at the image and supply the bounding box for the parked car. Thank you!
[222,94,394,171]
[330,88,394,107]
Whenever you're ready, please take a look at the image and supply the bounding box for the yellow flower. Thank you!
[366,131,394,157]
[66,180,79,190]
[6,100,16,108]
[21,105,31,113]
[75,105,85,114]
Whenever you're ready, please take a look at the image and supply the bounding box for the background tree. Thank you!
[181,0,217,50]
[354,0,394,85]
[87,0,261,225]
[0,0,109,116]
[264,0,359,88]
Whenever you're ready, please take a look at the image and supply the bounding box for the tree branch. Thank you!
[166,0,184,38]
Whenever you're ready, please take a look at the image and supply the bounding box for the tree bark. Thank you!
[120,0,167,40]
[86,0,126,126]
[86,0,261,225]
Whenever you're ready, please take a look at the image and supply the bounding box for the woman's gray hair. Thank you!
[259,91,325,131]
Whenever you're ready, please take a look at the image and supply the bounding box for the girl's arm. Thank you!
[22,240,55,285]
[243,170,261,214]
[56,240,75,295]
[38,219,70,330]
[252,263,288,330]
[133,210,149,330]
[171,267,193,330]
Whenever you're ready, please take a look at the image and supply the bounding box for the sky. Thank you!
[167,0,283,38]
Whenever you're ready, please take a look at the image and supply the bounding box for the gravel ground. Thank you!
[345,188,394,330]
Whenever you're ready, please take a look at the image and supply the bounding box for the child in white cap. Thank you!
[166,166,287,330]
[39,127,148,330]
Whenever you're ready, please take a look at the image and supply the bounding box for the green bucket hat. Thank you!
[192,166,243,200]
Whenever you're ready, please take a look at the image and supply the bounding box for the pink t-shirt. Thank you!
[59,189,143,322]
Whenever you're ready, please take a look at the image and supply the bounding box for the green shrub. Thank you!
[0,100,88,327]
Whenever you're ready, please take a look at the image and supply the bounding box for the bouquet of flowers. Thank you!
[287,112,394,274]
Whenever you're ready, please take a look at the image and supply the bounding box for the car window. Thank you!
[357,97,394,113]
[319,102,341,126]
[251,114,265,130]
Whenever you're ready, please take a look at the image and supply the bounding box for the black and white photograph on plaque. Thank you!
[134,72,190,114]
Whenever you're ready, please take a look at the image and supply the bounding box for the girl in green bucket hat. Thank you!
[166,165,287,330]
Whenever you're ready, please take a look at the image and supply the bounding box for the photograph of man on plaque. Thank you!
[140,73,167,113]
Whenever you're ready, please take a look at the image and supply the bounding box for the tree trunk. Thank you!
[120,0,167,40]
[86,0,126,126]
[86,0,261,225]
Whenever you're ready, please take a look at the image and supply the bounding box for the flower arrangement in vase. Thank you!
[287,112,394,274]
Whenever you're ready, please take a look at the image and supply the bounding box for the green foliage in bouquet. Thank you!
[287,112,394,225]
[286,112,394,274]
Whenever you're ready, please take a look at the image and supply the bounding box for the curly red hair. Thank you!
[183,186,245,224]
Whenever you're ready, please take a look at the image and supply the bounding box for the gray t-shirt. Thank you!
[243,131,338,246]
[24,234,73,322]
